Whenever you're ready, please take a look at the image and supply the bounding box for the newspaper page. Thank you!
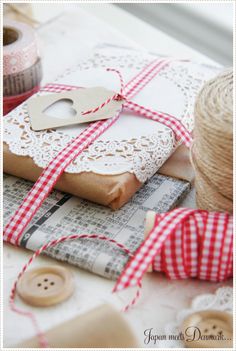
[3,173,190,280]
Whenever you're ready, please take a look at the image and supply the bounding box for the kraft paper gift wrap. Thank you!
[3,47,219,209]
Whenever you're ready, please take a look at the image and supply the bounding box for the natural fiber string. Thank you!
[191,69,233,213]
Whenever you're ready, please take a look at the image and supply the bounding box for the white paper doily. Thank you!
[4,47,220,182]
[158,286,233,348]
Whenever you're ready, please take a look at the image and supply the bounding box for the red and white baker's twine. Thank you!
[9,234,141,347]
[82,68,125,115]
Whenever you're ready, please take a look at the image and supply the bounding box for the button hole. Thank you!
[50,282,55,285]
[37,283,41,287]
[44,286,48,290]
[44,278,48,282]
[212,325,217,329]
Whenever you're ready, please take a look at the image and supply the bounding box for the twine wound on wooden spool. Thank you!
[191,69,233,213]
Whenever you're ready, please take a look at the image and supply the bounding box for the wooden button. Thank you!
[17,266,74,307]
[181,310,233,348]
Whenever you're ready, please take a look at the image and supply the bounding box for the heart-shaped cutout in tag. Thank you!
[28,87,124,131]
[43,98,77,120]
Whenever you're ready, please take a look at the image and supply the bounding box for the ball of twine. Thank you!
[191,69,233,213]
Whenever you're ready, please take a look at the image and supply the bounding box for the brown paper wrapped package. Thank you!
[3,143,194,209]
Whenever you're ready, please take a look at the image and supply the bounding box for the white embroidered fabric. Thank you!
[3,47,220,182]
[158,286,233,348]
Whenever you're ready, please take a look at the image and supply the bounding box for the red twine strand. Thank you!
[10,234,141,348]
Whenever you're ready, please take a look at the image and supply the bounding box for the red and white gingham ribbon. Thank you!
[4,58,193,246]
[113,208,233,293]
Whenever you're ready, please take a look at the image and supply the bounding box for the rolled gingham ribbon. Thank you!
[4,58,192,245]
[113,208,233,293]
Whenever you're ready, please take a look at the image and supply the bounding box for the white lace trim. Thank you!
[158,286,233,348]
[3,48,220,182]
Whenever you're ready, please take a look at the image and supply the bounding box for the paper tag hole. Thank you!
[43,98,77,120]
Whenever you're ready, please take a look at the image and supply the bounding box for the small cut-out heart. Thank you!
[28,87,123,131]
[43,98,77,120]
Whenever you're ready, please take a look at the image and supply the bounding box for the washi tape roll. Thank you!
[3,58,42,96]
[3,85,40,115]
[3,19,38,75]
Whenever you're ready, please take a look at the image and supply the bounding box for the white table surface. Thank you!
[3,4,231,348]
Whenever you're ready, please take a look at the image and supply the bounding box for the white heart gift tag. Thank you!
[28,87,124,131]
